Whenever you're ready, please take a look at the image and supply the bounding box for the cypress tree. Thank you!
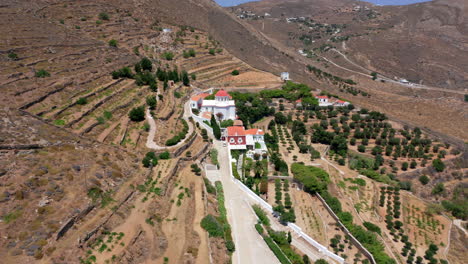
[211,115,221,139]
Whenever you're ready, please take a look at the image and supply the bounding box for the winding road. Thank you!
[145,99,194,150]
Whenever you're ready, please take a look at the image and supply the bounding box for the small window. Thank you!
[229,138,235,143]
[237,138,243,143]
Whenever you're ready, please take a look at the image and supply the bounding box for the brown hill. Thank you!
[233,0,468,90]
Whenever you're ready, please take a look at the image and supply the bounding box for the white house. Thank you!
[198,89,236,120]
[190,93,210,109]
[315,95,333,107]
[281,72,290,81]
[224,125,267,157]
[334,100,350,107]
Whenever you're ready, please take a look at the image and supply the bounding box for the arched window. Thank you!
[237,138,243,144]
[229,138,235,143]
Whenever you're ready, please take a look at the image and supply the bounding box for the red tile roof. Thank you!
[337,100,346,104]
[245,129,264,135]
[191,93,210,101]
[227,126,245,136]
[215,89,229,97]
[315,95,329,99]
[296,99,302,103]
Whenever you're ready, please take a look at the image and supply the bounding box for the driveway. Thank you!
[213,140,280,264]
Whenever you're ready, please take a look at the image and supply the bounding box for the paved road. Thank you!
[145,100,194,150]
[323,48,466,95]
[209,140,280,264]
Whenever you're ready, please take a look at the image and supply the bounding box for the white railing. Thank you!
[227,150,344,264]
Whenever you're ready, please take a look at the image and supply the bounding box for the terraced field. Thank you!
[176,35,283,90]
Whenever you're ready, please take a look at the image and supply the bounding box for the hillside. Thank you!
[221,0,468,142]
[0,0,466,263]
[232,0,467,90]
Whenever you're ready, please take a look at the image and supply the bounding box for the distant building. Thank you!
[315,95,332,107]
[334,100,350,107]
[295,99,303,108]
[281,72,290,81]
[314,95,350,107]
[162,28,172,33]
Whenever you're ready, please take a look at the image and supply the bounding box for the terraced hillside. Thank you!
[175,33,283,90]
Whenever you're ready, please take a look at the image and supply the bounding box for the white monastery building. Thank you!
[190,89,236,121]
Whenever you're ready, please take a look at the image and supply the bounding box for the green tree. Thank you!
[211,115,221,140]
[419,175,430,185]
[146,95,157,110]
[182,70,190,86]
[231,69,239,75]
[129,106,145,122]
[140,57,152,71]
[401,162,408,171]
[358,145,366,153]
[432,159,445,172]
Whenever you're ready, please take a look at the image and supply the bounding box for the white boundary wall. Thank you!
[227,150,344,264]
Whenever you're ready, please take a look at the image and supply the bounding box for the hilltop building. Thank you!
[190,89,236,121]
[281,72,290,81]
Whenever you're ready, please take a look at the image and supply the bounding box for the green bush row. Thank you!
[165,119,189,146]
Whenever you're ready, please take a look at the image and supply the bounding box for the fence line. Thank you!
[316,193,376,264]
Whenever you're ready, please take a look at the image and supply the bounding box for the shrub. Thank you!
[165,119,189,146]
[262,236,290,264]
[108,39,118,47]
[162,52,174,60]
[363,222,381,235]
[231,69,239,76]
[76,97,87,105]
[129,106,145,122]
[142,152,158,168]
[35,69,50,78]
[431,183,445,195]
[209,48,215,55]
[225,240,235,252]
[419,175,430,185]
[252,205,270,226]
[200,214,223,237]
[98,12,109,21]
[112,67,133,79]
[7,52,18,60]
[159,151,170,160]
[432,159,445,172]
